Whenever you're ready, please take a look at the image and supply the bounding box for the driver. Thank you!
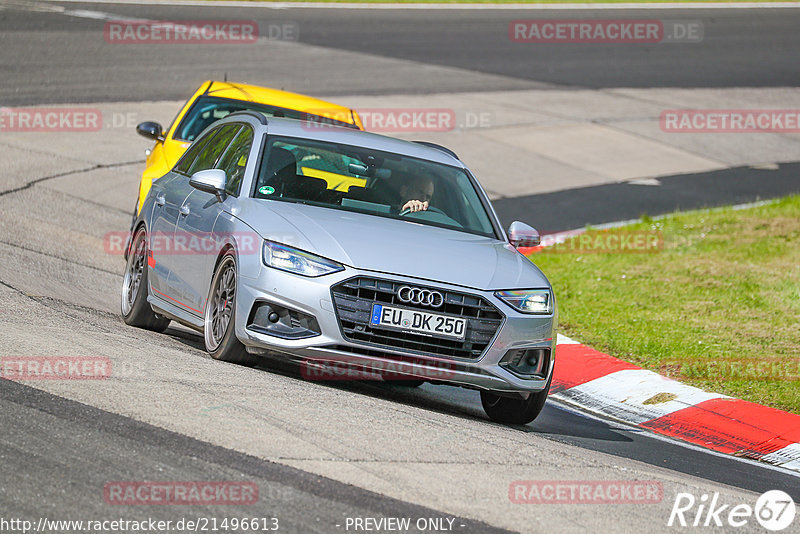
[399,173,435,213]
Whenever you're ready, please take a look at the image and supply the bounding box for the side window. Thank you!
[186,124,241,176]
[217,127,254,196]
[173,126,220,175]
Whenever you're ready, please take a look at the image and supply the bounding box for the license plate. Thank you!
[370,304,466,340]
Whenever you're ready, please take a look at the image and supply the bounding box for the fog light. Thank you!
[500,348,550,378]
[248,301,321,339]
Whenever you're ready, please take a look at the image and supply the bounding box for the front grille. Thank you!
[331,277,504,360]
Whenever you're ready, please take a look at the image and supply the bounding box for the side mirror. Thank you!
[136,121,165,142]
[190,169,227,202]
[508,221,541,248]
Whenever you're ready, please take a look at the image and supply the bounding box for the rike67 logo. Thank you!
[668,490,796,531]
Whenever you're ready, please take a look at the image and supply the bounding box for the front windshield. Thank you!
[173,96,357,142]
[253,136,498,238]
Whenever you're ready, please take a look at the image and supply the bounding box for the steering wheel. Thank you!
[399,206,447,217]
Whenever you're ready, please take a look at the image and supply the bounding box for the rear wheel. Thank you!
[121,227,170,332]
[204,253,258,366]
[480,373,552,425]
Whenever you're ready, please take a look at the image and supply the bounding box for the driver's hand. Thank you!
[401,200,429,213]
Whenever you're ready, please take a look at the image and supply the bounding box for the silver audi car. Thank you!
[122,112,557,424]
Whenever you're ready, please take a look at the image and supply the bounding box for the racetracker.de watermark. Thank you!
[662,358,800,382]
[300,357,456,381]
[509,480,663,504]
[661,109,800,133]
[0,107,102,132]
[103,20,297,44]
[104,482,259,505]
[0,357,111,380]
[509,19,703,43]
[303,108,467,133]
[527,230,663,254]
[105,231,263,256]
[0,109,158,132]
[356,109,456,132]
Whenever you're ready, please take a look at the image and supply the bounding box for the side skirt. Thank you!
[148,294,204,332]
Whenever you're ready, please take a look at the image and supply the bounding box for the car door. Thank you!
[148,125,225,304]
[168,123,244,316]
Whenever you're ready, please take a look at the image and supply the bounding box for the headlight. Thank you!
[495,289,552,314]
[262,241,344,277]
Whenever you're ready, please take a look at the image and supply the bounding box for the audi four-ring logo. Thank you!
[397,286,444,308]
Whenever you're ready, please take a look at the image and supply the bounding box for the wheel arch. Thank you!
[126,220,149,259]
[213,242,238,273]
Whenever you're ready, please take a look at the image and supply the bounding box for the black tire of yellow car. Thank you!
[204,253,259,367]
[480,371,552,425]
[121,228,171,333]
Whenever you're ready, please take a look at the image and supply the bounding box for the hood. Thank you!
[234,199,551,291]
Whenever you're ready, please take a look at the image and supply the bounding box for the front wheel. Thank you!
[480,373,552,425]
[204,253,258,366]
[121,227,170,332]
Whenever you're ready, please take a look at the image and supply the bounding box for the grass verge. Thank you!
[528,195,800,414]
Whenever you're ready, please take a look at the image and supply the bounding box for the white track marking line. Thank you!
[4,1,151,22]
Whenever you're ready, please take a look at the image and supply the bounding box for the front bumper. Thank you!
[235,264,556,394]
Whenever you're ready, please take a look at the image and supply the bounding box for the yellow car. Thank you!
[134,80,364,214]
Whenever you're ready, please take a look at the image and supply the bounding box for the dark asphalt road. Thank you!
[0,378,512,534]
[4,362,800,531]
[253,354,800,502]
[2,0,797,227]
[0,1,798,106]
[494,162,800,231]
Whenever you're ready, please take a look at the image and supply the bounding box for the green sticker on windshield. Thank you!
[259,186,275,196]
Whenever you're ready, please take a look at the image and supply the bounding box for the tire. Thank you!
[204,252,258,366]
[121,227,170,332]
[480,372,552,425]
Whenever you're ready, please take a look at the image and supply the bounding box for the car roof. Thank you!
[203,80,358,126]
[250,116,465,168]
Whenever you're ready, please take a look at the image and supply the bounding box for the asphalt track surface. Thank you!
[0,379,511,533]
[1,1,800,105]
[494,161,800,231]
[2,1,800,533]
